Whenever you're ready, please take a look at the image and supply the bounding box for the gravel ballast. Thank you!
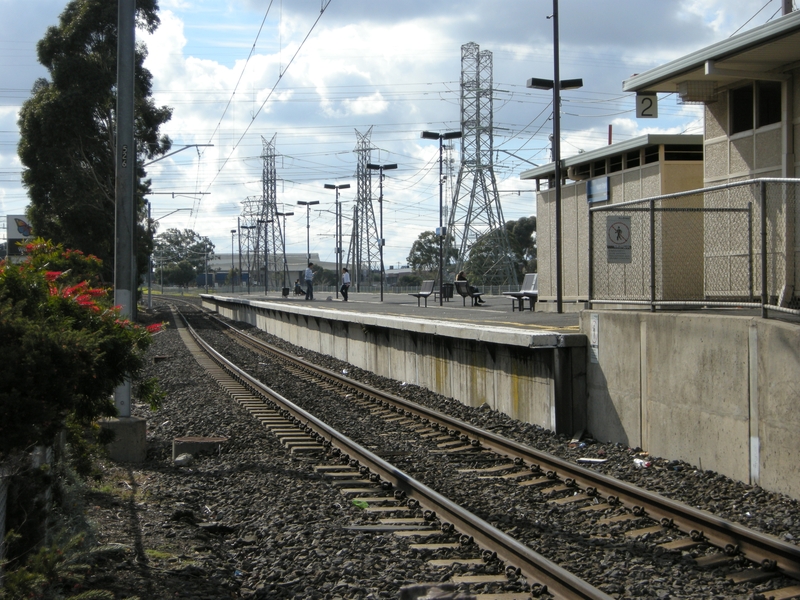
[67,301,799,599]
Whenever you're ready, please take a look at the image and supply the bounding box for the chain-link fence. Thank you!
[589,178,800,317]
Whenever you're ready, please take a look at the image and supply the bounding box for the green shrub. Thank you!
[0,238,163,460]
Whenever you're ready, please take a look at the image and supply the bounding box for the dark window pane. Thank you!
[609,155,623,173]
[757,81,781,128]
[730,84,754,134]
[664,144,703,161]
[626,150,640,168]
[644,145,660,164]
[593,159,606,176]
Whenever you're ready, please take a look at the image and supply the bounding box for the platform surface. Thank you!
[211,289,582,335]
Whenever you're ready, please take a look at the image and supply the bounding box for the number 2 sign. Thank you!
[636,93,658,118]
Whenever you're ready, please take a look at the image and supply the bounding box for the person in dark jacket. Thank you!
[456,270,485,304]
[304,262,315,300]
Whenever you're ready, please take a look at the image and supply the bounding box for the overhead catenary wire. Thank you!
[202,0,334,194]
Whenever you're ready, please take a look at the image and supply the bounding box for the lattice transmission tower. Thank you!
[446,42,517,287]
[238,135,286,293]
[260,135,287,291]
[346,127,380,291]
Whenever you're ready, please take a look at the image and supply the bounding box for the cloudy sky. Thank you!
[0,0,793,266]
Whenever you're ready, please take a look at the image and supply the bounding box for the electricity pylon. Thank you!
[347,127,380,291]
[240,135,285,292]
[446,42,518,287]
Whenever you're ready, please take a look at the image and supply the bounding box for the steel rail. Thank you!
[178,309,612,600]
[211,315,800,581]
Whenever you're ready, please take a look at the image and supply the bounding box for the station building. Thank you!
[524,9,800,312]
[521,135,704,309]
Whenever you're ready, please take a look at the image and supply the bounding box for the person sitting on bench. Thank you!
[455,271,484,304]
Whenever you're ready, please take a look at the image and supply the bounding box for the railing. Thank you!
[589,178,800,318]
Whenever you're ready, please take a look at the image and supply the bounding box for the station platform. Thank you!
[210,289,581,336]
[198,287,800,501]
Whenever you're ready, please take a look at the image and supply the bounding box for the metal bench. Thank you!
[454,280,482,306]
[503,273,538,311]
[409,279,435,307]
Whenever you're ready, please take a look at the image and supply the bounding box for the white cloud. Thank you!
[1,0,791,263]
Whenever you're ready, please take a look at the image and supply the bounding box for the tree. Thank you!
[507,216,537,278]
[465,217,536,285]
[407,231,457,274]
[153,228,215,285]
[0,239,162,460]
[17,0,172,283]
[398,273,423,287]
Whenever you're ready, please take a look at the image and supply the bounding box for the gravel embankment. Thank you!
[73,300,799,600]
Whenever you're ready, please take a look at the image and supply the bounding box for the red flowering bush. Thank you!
[0,239,163,459]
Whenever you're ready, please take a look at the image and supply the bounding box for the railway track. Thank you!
[167,298,800,599]
[173,304,610,599]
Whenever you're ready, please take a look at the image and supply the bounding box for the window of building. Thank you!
[592,159,606,176]
[730,84,754,134]
[664,144,703,161]
[757,81,781,128]
[643,145,660,164]
[573,163,590,179]
[730,81,782,134]
[609,155,623,173]
[625,150,640,169]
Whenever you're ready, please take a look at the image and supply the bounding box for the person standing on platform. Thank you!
[340,267,351,301]
[304,262,315,300]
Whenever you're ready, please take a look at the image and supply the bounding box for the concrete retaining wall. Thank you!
[582,310,800,500]
[202,296,587,436]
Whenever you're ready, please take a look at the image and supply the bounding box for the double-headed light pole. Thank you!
[527,0,582,314]
[421,130,461,305]
[366,163,397,302]
[297,200,319,262]
[324,183,350,299]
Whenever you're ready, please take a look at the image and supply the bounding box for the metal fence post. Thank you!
[760,181,768,318]
[747,201,754,302]
[587,208,594,310]
[650,199,656,311]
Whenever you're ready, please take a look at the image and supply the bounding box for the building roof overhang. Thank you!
[622,10,800,95]
[519,134,702,180]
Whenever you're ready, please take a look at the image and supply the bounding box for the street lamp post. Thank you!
[297,201,320,263]
[527,0,582,314]
[421,130,461,305]
[366,163,397,302]
[276,211,293,293]
[230,229,236,293]
[324,183,350,298]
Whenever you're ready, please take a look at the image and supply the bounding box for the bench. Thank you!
[503,273,538,311]
[454,280,482,306]
[409,279,435,307]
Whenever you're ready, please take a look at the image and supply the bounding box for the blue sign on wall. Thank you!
[587,177,609,203]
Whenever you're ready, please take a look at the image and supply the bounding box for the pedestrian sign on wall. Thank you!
[606,215,631,264]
